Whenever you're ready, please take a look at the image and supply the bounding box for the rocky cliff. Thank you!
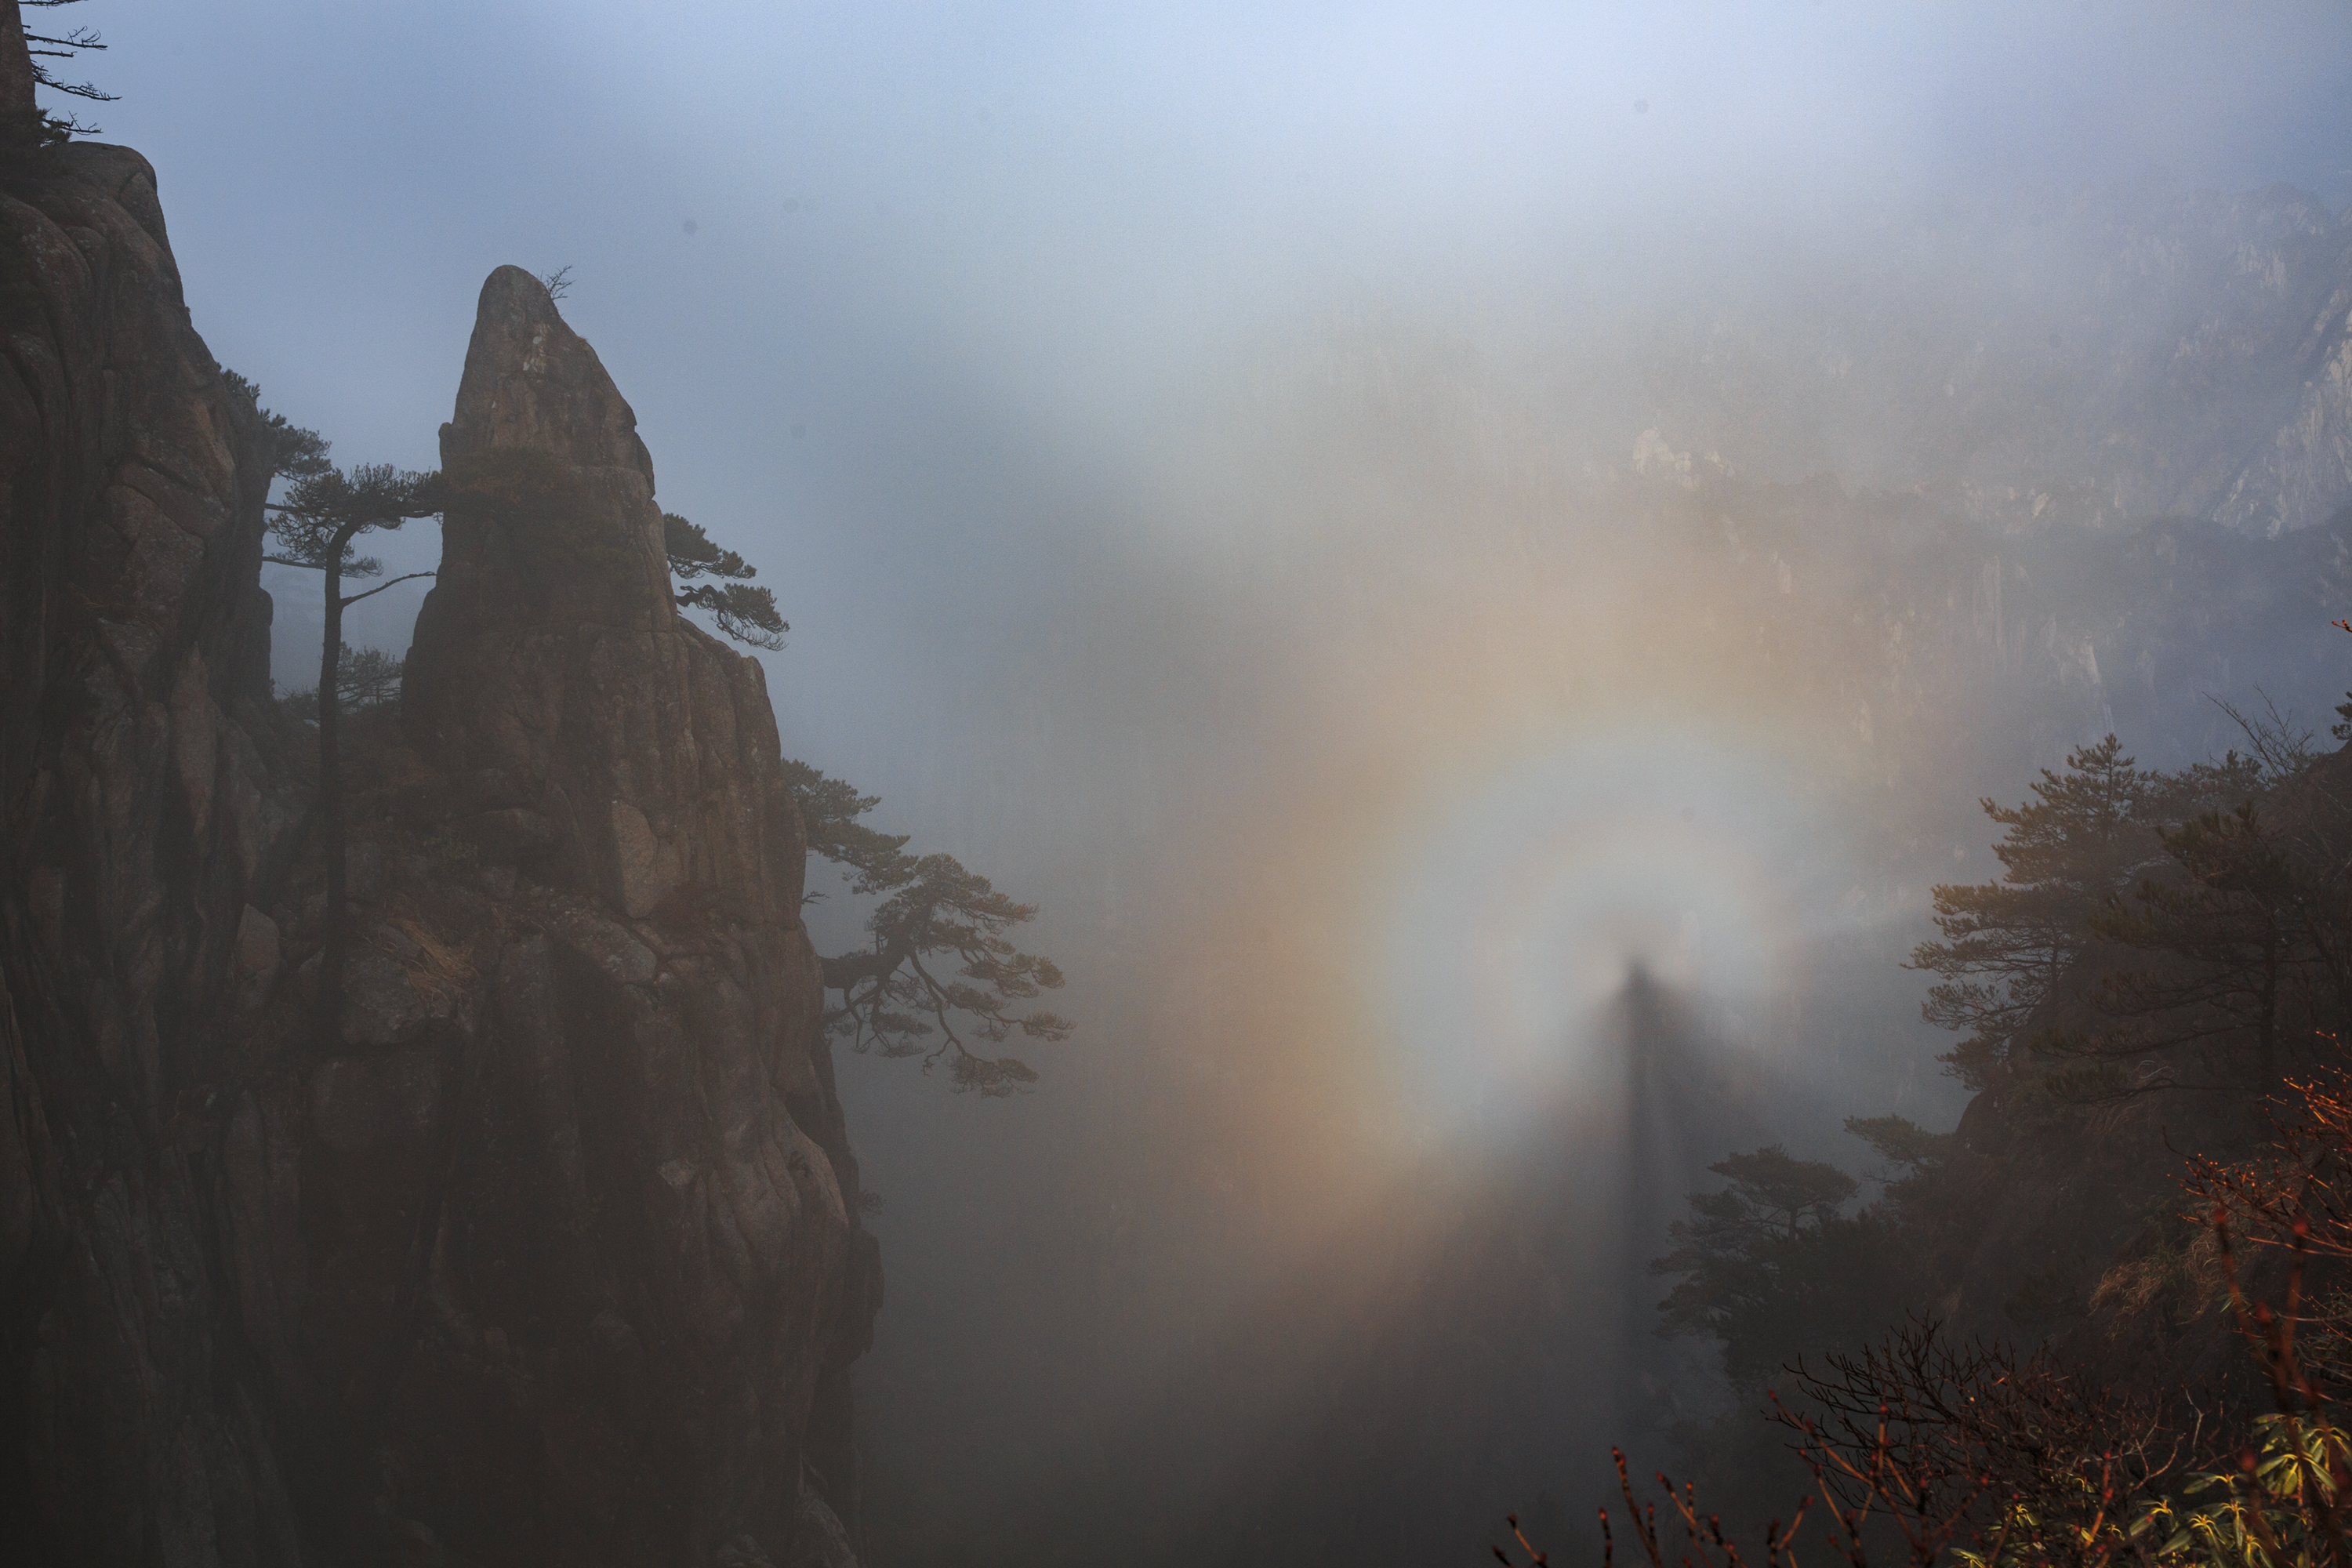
[0,104,308,1568]
[0,22,875,1563]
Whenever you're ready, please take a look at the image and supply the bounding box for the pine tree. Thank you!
[1649,1145,1896,1386]
[1842,1112,1955,1216]
[264,463,441,1042]
[223,370,332,484]
[785,759,1072,1096]
[650,509,1069,1093]
[664,513,788,650]
[2086,800,2352,1091]
[1909,735,2163,1089]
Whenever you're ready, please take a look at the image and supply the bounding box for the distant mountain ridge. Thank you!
[1613,180,2352,538]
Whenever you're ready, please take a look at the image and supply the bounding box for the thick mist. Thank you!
[89,3,2352,1563]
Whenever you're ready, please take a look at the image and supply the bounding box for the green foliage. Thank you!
[1650,1117,1975,1388]
[2087,803,2328,1085]
[2032,1057,2136,1103]
[1535,1295,2352,1568]
[663,512,788,649]
[1845,1112,1957,1214]
[781,758,909,882]
[2151,748,2277,826]
[263,453,442,1048]
[676,582,789,649]
[663,513,754,581]
[1656,1213,1907,1388]
[1907,734,2281,1092]
[222,370,332,482]
[2205,694,2321,795]
[1541,639,2352,1568]
[265,462,440,579]
[1843,1113,1954,1178]
[1650,1144,1915,1385]
[2117,1415,2350,1568]
[336,639,405,710]
[1913,709,2333,1096]
[1910,735,2166,1088]
[784,757,1071,1096]
[1682,1145,1860,1243]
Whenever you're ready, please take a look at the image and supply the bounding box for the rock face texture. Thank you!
[0,33,874,1563]
[379,264,883,1566]
[403,268,807,930]
[2213,273,2352,537]
[0,125,307,1567]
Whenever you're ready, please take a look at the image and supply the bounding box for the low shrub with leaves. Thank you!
[1501,1065,2352,1568]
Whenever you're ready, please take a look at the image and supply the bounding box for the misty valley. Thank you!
[6,5,2352,1567]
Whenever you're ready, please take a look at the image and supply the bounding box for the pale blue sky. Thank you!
[85,3,2352,512]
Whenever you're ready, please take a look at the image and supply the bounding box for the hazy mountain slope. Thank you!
[1606,183,2352,537]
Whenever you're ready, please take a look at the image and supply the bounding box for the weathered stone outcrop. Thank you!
[0,17,876,1558]
[402,267,808,929]
[361,263,881,1565]
[0,99,307,1568]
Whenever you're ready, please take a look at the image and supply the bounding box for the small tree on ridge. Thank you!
[264,462,441,1040]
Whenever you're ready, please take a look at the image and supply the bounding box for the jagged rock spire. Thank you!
[428,263,678,630]
[404,265,803,924]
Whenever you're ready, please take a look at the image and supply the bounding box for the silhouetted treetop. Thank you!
[266,463,439,580]
[223,370,333,484]
[1842,1114,1953,1180]
[1649,1142,1902,1385]
[1910,735,2169,1089]
[1682,1145,1858,1246]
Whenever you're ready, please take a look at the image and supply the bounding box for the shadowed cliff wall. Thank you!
[0,17,875,1561]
